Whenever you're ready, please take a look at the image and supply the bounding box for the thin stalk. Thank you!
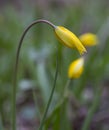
[38,55,58,130]
[64,79,80,109]
[12,19,56,130]
[64,79,72,97]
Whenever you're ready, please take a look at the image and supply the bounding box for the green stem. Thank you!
[64,79,72,97]
[64,79,80,109]
[38,55,58,130]
[12,19,56,130]
[82,86,102,130]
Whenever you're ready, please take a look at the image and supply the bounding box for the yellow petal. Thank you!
[79,33,98,46]
[68,57,84,79]
[55,26,87,55]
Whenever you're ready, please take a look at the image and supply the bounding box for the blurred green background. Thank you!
[0,0,109,130]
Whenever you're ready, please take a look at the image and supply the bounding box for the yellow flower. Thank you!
[79,33,98,46]
[68,57,84,79]
[55,26,87,55]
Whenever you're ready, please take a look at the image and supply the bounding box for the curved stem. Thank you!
[12,19,56,130]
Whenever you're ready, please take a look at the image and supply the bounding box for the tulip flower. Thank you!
[68,57,84,79]
[55,26,87,55]
[12,19,87,130]
[79,33,98,46]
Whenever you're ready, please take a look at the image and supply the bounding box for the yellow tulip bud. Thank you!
[68,57,84,79]
[79,33,98,46]
[55,26,87,55]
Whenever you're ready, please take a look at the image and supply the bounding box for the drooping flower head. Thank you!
[68,57,84,79]
[79,33,98,47]
[55,26,87,55]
